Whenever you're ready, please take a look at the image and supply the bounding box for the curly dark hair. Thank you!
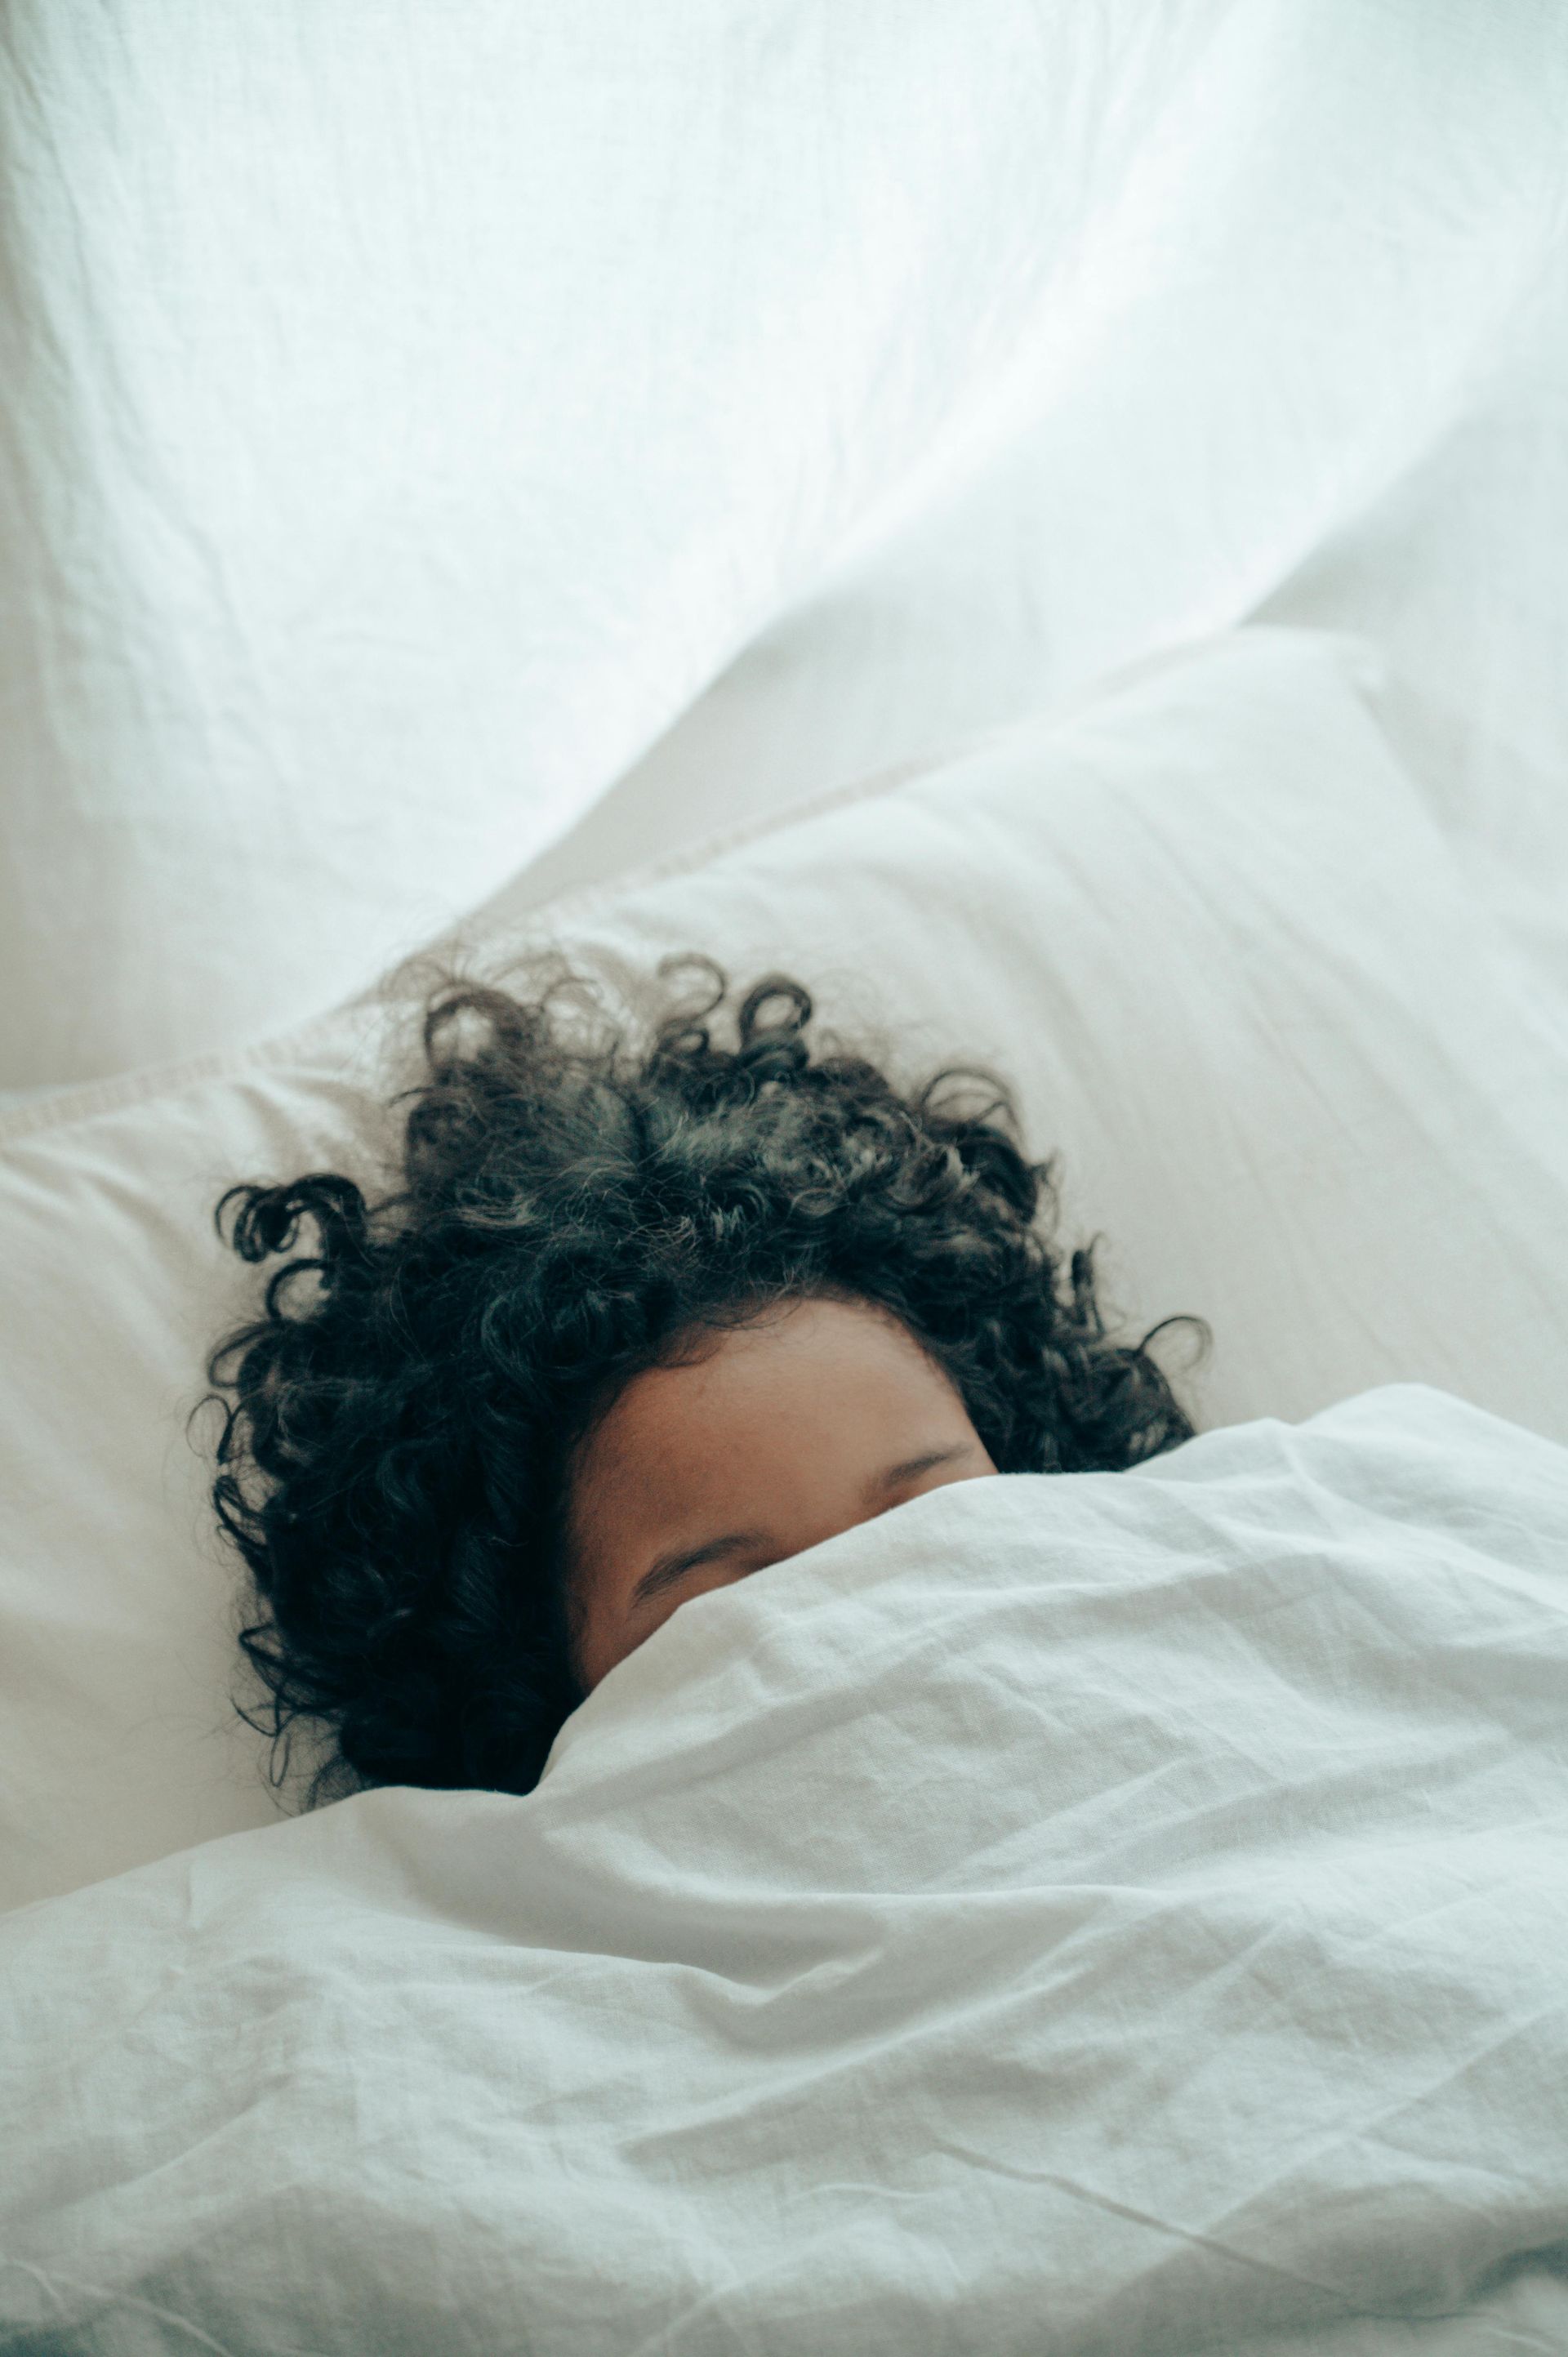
[203,951,1207,1807]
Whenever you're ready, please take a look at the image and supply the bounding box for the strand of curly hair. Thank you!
[201,952,1208,1806]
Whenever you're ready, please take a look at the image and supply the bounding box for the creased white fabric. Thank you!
[523,3,1568,1040]
[3,1382,1566,2355]
[0,0,1231,1085]
[6,4,1568,1082]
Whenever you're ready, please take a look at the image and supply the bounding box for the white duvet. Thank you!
[4,1381,1568,2356]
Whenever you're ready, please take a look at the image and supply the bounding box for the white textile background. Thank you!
[3,3,1566,1087]
[0,0,1223,1085]
[492,3,1568,1026]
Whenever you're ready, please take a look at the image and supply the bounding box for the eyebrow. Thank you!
[628,1443,975,1611]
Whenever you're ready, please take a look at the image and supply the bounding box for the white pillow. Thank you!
[2,626,1565,1912]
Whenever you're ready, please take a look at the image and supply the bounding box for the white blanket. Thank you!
[3,1382,1567,2355]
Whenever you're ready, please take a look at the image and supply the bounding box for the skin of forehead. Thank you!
[576,1295,960,1530]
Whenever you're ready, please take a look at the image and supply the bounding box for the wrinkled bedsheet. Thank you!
[3,1382,1566,2356]
[5,4,1568,1085]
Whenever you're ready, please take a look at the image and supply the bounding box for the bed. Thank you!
[2,7,1567,2351]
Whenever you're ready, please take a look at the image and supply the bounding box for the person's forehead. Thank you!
[633,1299,931,1409]
[584,1301,942,1476]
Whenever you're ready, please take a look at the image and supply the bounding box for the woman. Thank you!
[206,952,1205,1802]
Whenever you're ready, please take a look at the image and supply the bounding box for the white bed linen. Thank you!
[525,4,1568,1036]
[5,4,1567,1085]
[0,0,1228,1086]
[2,1382,1566,2355]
